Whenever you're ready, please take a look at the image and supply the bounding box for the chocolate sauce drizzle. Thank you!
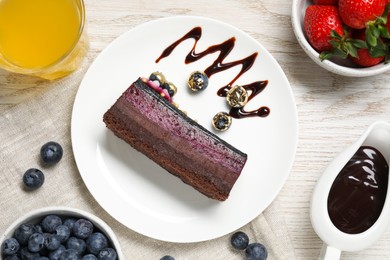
[156,26,270,119]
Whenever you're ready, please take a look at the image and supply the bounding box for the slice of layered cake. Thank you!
[103,76,247,201]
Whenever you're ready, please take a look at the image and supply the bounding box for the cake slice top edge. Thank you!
[128,77,248,159]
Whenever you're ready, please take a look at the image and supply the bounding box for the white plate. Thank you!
[71,16,298,243]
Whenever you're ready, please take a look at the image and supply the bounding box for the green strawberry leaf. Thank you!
[379,25,390,38]
[365,29,377,48]
[330,30,342,39]
[319,51,333,61]
[369,46,386,57]
[351,39,367,49]
[376,16,387,25]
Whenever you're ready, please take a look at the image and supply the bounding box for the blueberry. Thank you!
[35,224,43,234]
[41,215,62,233]
[28,232,45,252]
[82,255,98,260]
[14,223,37,245]
[66,237,86,255]
[97,248,117,260]
[45,234,61,251]
[23,168,45,190]
[231,231,249,250]
[48,244,66,260]
[82,254,98,260]
[160,256,175,260]
[20,246,39,259]
[40,141,63,164]
[73,219,93,239]
[54,225,70,243]
[59,249,81,260]
[3,255,21,260]
[245,242,268,260]
[63,218,77,232]
[86,232,108,255]
[1,238,20,255]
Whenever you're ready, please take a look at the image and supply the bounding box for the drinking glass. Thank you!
[0,0,88,81]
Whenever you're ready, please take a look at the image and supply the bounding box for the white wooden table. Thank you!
[1,1,390,259]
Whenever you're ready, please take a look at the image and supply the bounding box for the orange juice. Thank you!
[0,0,87,79]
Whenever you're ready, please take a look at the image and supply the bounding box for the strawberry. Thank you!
[338,0,386,29]
[351,47,385,66]
[304,5,345,52]
[349,30,385,66]
[386,5,390,32]
[313,0,338,5]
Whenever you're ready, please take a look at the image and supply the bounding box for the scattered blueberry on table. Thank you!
[23,168,45,190]
[40,141,63,165]
[230,231,268,260]
[1,215,118,259]
[231,231,249,250]
[160,255,175,260]
[245,242,268,260]
[21,141,64,191]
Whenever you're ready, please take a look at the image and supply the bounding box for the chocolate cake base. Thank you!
[103,78,247,201]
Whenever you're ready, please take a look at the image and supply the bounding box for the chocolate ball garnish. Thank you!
[226,85,248,108]
[188,71,209,91]
[212,112,232,131]
[162,82,177,97]
[149,71,166,86]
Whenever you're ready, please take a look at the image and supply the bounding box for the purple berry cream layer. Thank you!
[103,77,247,201]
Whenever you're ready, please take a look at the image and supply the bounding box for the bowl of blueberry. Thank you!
[0,206,123,260]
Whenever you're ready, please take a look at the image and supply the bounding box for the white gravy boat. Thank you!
[311,121,390,259]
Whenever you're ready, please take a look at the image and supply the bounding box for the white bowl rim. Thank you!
[0,206,124,259]
[291,0,390,77]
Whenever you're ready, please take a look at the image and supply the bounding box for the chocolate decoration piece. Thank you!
[212,112,232,131]
[188,71,209,91]
[156,26,270,119]
[226,85,248,108]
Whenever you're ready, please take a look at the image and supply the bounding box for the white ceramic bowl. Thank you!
[0,206,124,259]
[291,0,390,77]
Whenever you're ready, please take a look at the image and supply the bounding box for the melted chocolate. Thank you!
[156,26,270,119]
[327,146,389,234]
[226,81,270,118]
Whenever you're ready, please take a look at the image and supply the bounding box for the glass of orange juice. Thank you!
[0,0,88,81]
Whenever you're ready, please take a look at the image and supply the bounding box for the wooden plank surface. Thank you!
[1,0,390,259]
